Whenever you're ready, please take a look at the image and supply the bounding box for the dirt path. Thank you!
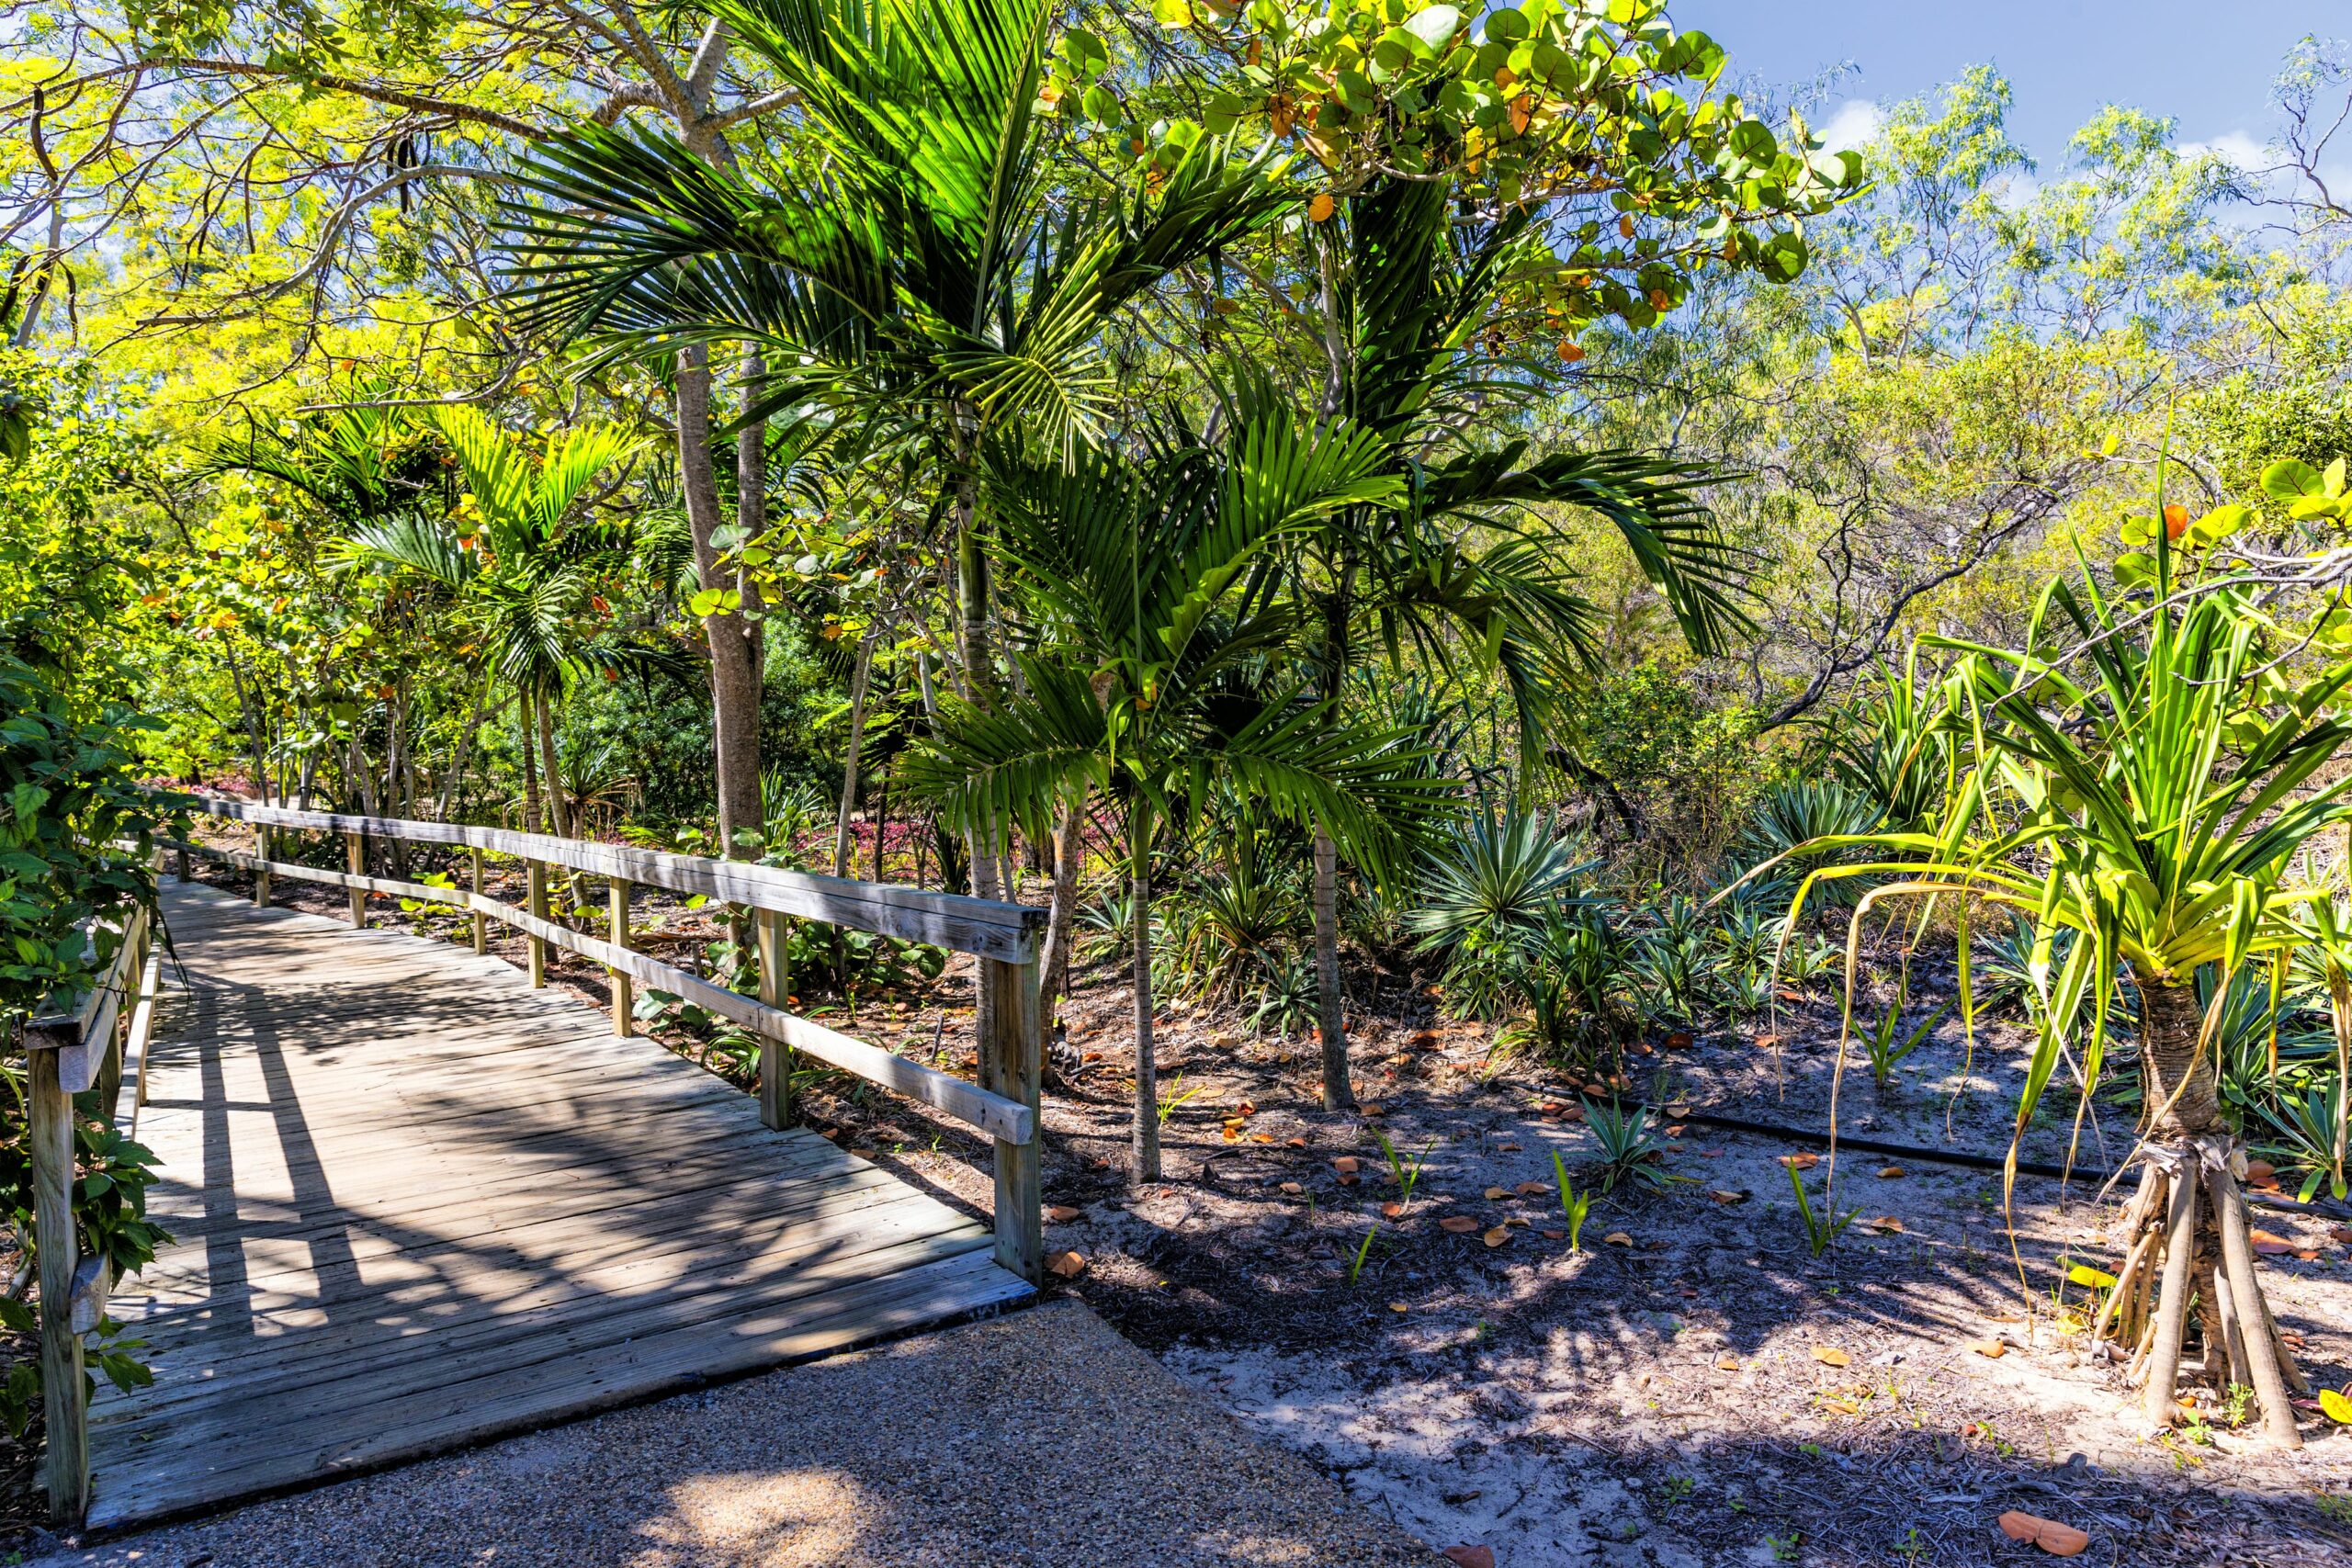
[25,1300,1440,1568]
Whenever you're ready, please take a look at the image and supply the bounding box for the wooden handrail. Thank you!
[163,795,1042,961]
[22,899,161,1525]
[157,792,1045,1287]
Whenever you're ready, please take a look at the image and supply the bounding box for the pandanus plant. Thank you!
[1755,520,2352,1447]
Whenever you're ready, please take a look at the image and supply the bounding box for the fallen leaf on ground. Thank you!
[1515,1180,1550,1197]
[1250,1132,1273,1143]
[2245,1158,2277,1182]
[1877,1165,1906,1179]
[1285,1136,1308,1148]
[1389,1301,1410,1314]
[1869,1215,1905,1233]
[1046,1205,1081,1223]
[1221,1127,1241,1142]
[2316,1388,2352,1424]
[1664,1124,1685,1137]
[1440,1215,1480,1234]
[1382,1201,1406,1219]
[1665,1101,1692,1118]
[1968,1338,2007,1359]
[1485,1186,1510,1201]
[2250,1228,2298,1255]
[2329,1224,2352,1246]
[1716,1356,1742,1371]
[1046,1251,1087,1279]
[1278,1181,1305,1195]
[1779,1152,1821,1170]
[1542,1228,1566,1240]
[1812,1346,1850,1367]
[1497,1141,1521,1152]
[1359,1102,1385,1117]
[1604,1231,1634,1247]
[1442,1548,1495,1568]
[1996,1509,2090,1556]
[1820,1397,1860,1415]
[1483,1226,1510,1247]
[1709,1189,1747,1204]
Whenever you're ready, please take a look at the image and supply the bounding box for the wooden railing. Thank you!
[22,901,162,1522]
[157,794,1046,1265]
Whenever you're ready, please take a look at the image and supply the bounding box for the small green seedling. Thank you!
[1156,1072,1204,1129]
[1372,1128,1435,1208]
[1787,1160,1859,1256]
[1553,1148,1591,1252]
[1860,980,1949,1088]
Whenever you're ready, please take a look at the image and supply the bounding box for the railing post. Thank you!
[607,878,634,1036]
[526,860,548,987]
[469,848,487,955]
[251,822,270,908]
[979,953,1042,1283]
[757,908,792,1129]
[28,1043,86,1522]
[174,840,189,883]
[345,830,367,927]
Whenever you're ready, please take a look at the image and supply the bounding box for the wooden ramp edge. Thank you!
[85,881,1033,1530]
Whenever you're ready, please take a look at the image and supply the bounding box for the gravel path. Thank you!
[27,1300,1442,1568]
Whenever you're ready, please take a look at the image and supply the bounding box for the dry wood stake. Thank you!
[757,908,791,1130]
[28,1046,85,1520]
[526,860,548,987]
[345,830,367,926]
[607,877,633,1037]
[469,848,487,954]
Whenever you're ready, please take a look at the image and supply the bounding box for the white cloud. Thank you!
[1818,99,1884,152]
[2178,130,2268,172]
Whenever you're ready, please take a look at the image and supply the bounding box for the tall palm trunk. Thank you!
[516,687,545,836]
[832,624,881,877]
[678,344,764,855]
[1312,822,1351,1108]
[1130,801,1159,1183]
[1036,797,1087,1030]
[536,688,572,838]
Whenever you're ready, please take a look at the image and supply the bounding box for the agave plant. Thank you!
[1729,778,1885,915]
[1407,805,1600,1018]
[1761,524,2352,1444]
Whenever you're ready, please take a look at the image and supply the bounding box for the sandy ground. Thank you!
[22,1299,1440,1568]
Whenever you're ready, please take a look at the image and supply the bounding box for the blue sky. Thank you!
[1671,0,2345,174]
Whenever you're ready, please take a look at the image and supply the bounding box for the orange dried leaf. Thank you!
[1603,1231,1634,1247]
[1482,1226,1510,1247]
[1515,1180,1550,1197]
[1779,1153,1820,1170]
[1484,1186,1509,1201]
[1382,1201,1406,1219]
[1811,1346,1850,1367]
[1046,1205,1081,1223]
[1877,1165,1906,1179]
[2249,1229,2297,1256]
[1279,1181,1305,1196]
[1996,1510,2090,1556]
[1046,1251,1088,1279]
[1440,1215,1480,1235]
[1968,1338,2007,1359]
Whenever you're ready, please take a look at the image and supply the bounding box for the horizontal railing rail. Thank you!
[154,792,1045,1310]
[164,795,1043,962]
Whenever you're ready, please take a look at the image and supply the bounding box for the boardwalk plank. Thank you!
[85,882,1029,1529]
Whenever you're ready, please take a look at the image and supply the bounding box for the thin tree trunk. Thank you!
[436,675,499,820]
[537,690,572,839]
[517,687,544,837]
[833,625,881,878]
[1037,798,1087,1030]
[1312,822,1353,1109]
[870,767,891,883]
[1131,803,1159,1183]
[678,344,764,855]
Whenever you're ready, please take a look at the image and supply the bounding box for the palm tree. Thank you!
[499,0,1295,880]
[901,410,1445,1179]
[1772,551,2352,1448]
[350,407,644,844]
[1278,176,1753,1107]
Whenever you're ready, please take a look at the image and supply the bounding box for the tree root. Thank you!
[2087,1138,2304,1447]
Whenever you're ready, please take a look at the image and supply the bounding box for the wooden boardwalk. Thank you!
[86,880,1032,1529]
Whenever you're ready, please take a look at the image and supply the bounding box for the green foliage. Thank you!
[1786,1161,1859,1257]
[1580,1097,1679,1195]
[1551,1148,1590,1253]
[1406,805,1597,1018]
